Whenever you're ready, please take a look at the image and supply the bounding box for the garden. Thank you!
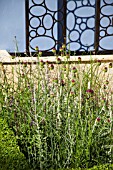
[0,49,113,170]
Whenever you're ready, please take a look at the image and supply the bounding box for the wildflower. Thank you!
[106,80,109,85]
[109,62,112,68]
[63,65,66,71]
[39,51,42,56]
[72,66,77,73]
[62,44,66,49]
[86,89,94,94]
[103,85,106,89]
[57,57,61,64]
[107,119,110,123]
[97,60,101,66]
[52,48,56,54]
[40,60,45,67]
[46,60,49,65]
[35,46,39,51]
[50,64,54,70]
[23,60,27,67]
[102,97,106,102]
[66,53,70,59]
[53,78,58,83]
[60,79,65,86]
[71,79,75,86]
[70,91,74,96]
[104,67,107,72]
[96,117,100,122]
[78,57,81,62]
[60,47,63,52]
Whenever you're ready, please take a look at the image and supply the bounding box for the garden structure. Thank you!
[0,1,113,170]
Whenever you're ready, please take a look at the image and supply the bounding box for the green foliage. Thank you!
[0,118,31,170]
[0,59,113,169]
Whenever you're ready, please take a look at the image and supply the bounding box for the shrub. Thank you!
[0,118,31,170]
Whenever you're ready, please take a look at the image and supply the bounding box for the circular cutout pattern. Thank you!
[32,0,44,5]
[107,26,113,35]
[69,30,79,41]
[100,17,110,28]
[30,17,40,28]
[43,14,53,29]
[76,18,82,24]
[87,18,95,28]
[80,23,86,30]
[81,29,94,46]
[37,27,45,35]
[67,0,77,11]
[30,30,37,38]
[100,30,106,37]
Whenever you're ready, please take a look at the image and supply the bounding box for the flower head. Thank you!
[60,47,63,52]
[71,79,75,86]
[104,67,107,72]
[62,44,66,49]
[109,62,112,68]
[96,117,100,122]
[52,48,56,54]
[72,66,77,73]
[35,46,39,51]
[78,57,81,62]
[57,57,62,64]
[50,64,54,70]
[66,53,70,59]
[39,51,42,56]
[97,60,101,66]
[60,79,65,86]
[86,89,94,94]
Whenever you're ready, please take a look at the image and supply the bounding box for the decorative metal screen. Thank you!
[25,0,113,55]
[99,0,113,51]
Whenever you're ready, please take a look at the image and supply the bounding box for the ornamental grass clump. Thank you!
[0,59,113,170]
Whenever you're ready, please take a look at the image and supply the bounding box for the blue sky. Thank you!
[0,0,113,52]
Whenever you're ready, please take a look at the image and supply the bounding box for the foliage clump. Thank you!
[0,57,113,169]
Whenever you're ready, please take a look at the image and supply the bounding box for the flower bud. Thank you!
[60,47,63,52]
[104,67,107,72]
[35,46,39,51]
[52,48,56,54]
[62,44,66,49]
[109,63,112,68]
[72,66,77,73]
[78,57,81,62]
[39,51,42,56]
[96,117,100,122]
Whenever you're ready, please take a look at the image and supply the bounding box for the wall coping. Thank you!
[0,50,113,64]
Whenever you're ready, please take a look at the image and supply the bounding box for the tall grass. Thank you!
[0,57,113,169]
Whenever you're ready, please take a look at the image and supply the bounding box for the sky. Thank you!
[0,0,113,52]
